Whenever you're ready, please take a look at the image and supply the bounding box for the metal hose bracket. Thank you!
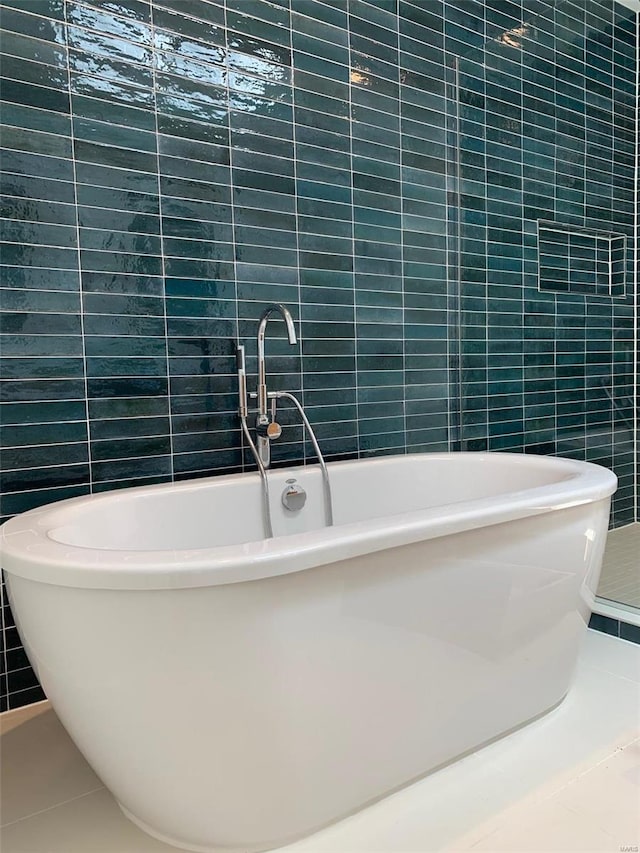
[271,391,334,527]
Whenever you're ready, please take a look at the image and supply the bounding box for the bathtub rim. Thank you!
[0,452,617,591]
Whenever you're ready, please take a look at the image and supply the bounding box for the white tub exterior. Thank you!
[0,452,617,852]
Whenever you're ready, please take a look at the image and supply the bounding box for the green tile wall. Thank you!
[454,0,637,529]
[0,0,637,711]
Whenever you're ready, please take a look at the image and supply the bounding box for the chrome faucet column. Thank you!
[236,303,333,538]
[236,343,273,537]
[255,303,297,468]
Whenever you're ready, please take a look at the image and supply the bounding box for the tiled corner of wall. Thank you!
[0,0,638,711]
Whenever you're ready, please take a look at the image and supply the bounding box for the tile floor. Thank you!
[1,630,639,853]
[598,523,640,609]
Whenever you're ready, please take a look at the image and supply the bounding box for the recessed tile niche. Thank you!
[538,221,627,298]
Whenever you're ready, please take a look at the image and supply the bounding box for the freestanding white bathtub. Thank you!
[0,452,616,852]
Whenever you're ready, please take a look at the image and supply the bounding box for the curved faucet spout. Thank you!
[256,303,297,421]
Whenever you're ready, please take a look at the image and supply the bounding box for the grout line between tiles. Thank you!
[0,785,107,830]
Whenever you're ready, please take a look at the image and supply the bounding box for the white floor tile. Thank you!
[0,789,188,853]
[579,629,640,684]
[447,736,640,852]
[552,740,640,841]
[457,800,619,852]
[0,702,103,827]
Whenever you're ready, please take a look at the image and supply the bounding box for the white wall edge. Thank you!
[593,598,640,627]
[616,0,640,12]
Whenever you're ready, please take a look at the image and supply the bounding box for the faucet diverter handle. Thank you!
[256,393,282,440]
[268,394,282,438]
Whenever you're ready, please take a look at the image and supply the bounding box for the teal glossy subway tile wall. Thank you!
[454,0,637,531]
[0,0,638,711]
